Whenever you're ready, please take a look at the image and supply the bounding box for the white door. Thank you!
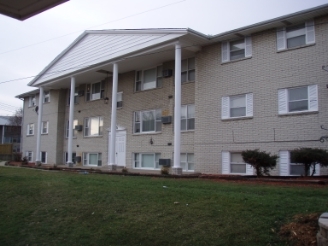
[108,130,126,166]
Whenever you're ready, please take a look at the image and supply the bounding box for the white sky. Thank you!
[0,0,327,115]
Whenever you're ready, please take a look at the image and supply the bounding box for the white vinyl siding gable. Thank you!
[277,20,315,51]
[221,36,252,63]
[221,93,253,119]
[278,85,318,114]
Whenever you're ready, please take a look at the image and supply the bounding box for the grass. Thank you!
[0,167,327,245]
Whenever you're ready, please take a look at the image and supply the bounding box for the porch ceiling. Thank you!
[0,0,68,20]
[44,42,198,89]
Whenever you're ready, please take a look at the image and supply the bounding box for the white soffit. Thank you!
[30,31,186,86]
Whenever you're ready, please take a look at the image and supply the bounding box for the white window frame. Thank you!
[222,151,253,175]
[84,116,103,137]
[41,121,48,134]
[181,57,195,83]
[133,109,162,134]
[66,119,78,138]
[180,153,194,172]
[83,152,102,166]
[135,65,163,92]
[27,123,34,136]
[277,20,315,51]
[222,93,253,119]
[181,104,195,131]
[279,151,320,176]
[222,36,252,63]
[65,152,77,164]
[117,92,123,108]
[40,151,47,164]
[133,153,160,170]
[86,81,105,101]
[26,151,33,162]
[43,91,50,103]
[28,95,36,107]
[278,85,318,115]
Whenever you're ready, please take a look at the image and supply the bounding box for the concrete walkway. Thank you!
[0,161,6,166]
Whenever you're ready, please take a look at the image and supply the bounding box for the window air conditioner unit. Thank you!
[159,159,171,167]
[161,116,172,124]
[78,90,84,97]
[75,125,83,131]
[162,69,172,78]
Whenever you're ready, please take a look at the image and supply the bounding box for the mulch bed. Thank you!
[279,213,320,246]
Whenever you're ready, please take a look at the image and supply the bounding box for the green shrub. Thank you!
[242,149,278,177]
[290,148,328,176]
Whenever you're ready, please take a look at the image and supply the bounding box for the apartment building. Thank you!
[17,4,328,175]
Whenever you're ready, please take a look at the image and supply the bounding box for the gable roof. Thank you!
[27,3,328,88]
[28,28,206,87]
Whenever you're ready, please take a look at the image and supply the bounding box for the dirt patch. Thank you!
[279,213,320,246]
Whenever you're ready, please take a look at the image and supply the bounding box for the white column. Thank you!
[35,87,44,163]
[173,42,182,175]
[108,63,118,170]
[67,77,75,166]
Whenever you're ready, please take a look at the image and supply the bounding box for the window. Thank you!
[84,116,103,137]
[26,151,33,162]
[117,92,123,108]
[43,91,50,103]
[134,109,162,133]
[135,66,163,91]
[222,93,253,119]
[83,153,102,166]
[66,119,78,138]
[28,95,36,107]
[279,151,320,176]
[134,153,160,169]
[181,58,195,83]
[230,153,246,174]
[86,81,105,101]
[41,121,48,134]
[180,153,194,171]
[40,152,47,164]
[27,123,34,135]
[68,87,79,104]
[222,37,252,63]
[222,151,253,175]
[278,85,318,114]
[181,105,195,131]
[65,152,77,164]
[277,20,315,51]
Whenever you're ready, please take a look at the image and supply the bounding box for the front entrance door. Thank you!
[108,129,126,166]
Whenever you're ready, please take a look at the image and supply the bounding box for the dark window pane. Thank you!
[181,119,187,131]
[290,164,305,175]
[289,100,308,112]
[287,35,306,48]
[181,71,187,83]
[187,118,195,130]
[230,49,245,61]
[136,81,141,91]
[230,107,246,117]
[231,164,246,173]
[188,70,195,81]
[289,87,307,101]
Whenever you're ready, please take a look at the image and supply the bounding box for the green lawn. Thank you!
[0,167,327,246]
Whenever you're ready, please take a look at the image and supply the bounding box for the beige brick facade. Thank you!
[19,9,328,176]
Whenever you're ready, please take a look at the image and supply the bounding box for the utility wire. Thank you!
[0,20,327,86]
[0,0,186,56]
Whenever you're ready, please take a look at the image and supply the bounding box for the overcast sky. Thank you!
[0,0,327,115]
